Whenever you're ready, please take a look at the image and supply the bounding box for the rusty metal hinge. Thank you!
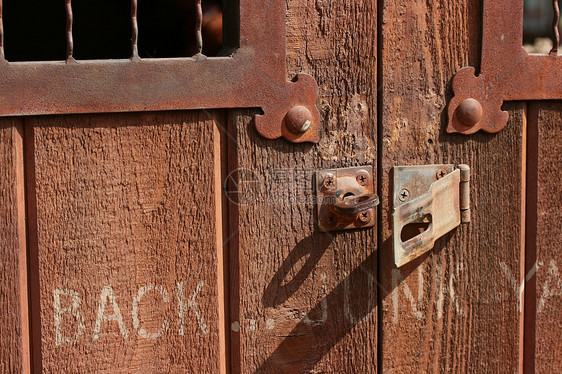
[392,164,470,267]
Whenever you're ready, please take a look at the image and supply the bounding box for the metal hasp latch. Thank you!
[448,0,562,134]
[316,166,379,232]
[392,164,470,267]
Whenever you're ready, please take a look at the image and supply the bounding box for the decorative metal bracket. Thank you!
[0,1,320,143]
[448,0,562,134]
[392,165,470,267]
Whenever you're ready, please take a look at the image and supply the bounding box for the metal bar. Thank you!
[0,0,5,60]
[131,0,138,58]
[65,0,73,60]
[550,0,560,55]
[195,0,203,54]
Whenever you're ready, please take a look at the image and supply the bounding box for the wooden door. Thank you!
[1,1,561,373]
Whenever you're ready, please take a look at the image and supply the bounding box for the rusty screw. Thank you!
[356,171,369,186]
[457,98,483,128]
[398,188,410,202]
[322,173,336,190]
[436,169,447,180]
[358,210,371,223]
[285,105,313,134]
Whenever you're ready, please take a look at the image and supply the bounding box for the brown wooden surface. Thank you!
[379,0,525,372]
[229,0,378,372]
[525,102,562,373]
[3,2,562,373]
[25,111,226,372]
[0,119,30,373]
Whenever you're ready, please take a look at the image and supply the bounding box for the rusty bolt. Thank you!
[436,169,447,180]
[322,173,336,190]
[286,105,313,134]
[457,98,483,127]
[398,188,410,202]
[356,171,369,186]
[358,210,371,223]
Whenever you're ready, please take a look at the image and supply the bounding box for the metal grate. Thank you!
[0,0,321,143]
[1,0,223,61]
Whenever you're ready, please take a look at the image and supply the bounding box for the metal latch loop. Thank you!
[332,193,380,216]
[316,166,378,232]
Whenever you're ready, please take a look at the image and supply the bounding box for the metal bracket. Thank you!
[316,166,379,232]
[447,0,562,134]
[392,164,470,267]
[0,0,321,143]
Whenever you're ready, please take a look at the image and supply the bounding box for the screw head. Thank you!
[398,188,410,202]
[436,169,447,180]
[358,210,371,223]
[322,173,336,190]
[457,98,483,127]
[285,105,313,134]
[326,214,337,228]
[356,171,369,186]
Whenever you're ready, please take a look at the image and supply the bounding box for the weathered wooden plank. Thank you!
[25,111,225,372]
[229,0,378,372]
[0,119,30,373]
[380,0,524,372]
[525,102,562,373]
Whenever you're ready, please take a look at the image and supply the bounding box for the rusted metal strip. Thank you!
[131,0,138,58]
[0,0,4,61]
[448,0,562,134]
[195,0,203,55]
[65,0,73,61]
[550,0,560,56]
[459,164,470,223]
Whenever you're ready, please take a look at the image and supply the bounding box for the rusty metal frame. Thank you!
[0,1,320,143]
[448,0,562,134]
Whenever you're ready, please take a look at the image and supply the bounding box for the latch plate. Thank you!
[316,166,378,232]
[392,164,470,267]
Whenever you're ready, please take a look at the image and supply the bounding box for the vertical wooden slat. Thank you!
[0,119,30,373]
[25,111,225,372]
[213,112,229,374]
[379,0,524,372]
[524,102,562,373]
[230,0,378,372]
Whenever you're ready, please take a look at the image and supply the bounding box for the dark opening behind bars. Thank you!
[2,0,224,61]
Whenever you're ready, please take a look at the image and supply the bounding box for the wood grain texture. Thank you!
[25,111,225,372]
[525,102,562,373]
[229,0,378,372]
[0,118,30,373]
[380,0,524,372]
